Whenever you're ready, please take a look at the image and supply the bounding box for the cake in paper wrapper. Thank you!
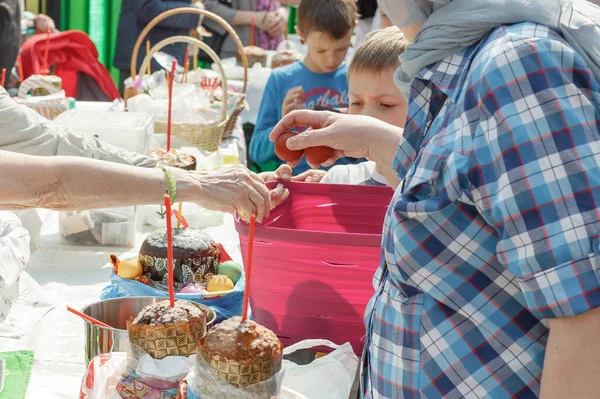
[189,316,283,398]
[127,300,208,360]
[139,228,221,291]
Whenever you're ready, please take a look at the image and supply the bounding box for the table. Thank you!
[0,210,244,398]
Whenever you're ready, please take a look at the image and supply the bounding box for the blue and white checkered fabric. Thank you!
[361,22,600,399]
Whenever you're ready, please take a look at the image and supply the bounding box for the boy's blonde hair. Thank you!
[349,27,409,76]
[298,0,358,40]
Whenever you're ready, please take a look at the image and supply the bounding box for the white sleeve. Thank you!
[321,161,386,185]
[0,88,156,167]
[321,165,353,184]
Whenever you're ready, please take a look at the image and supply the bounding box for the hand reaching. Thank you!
[282,86,304,117]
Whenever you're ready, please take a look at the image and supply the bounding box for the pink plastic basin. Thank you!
[235,181,393,354]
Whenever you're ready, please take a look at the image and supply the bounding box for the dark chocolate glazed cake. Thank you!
[139,228,221,289]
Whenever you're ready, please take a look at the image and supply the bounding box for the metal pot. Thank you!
[81,296,216,365]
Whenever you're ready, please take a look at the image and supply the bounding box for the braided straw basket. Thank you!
[128,8,248,152]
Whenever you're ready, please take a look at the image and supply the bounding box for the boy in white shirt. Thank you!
[262,27,409,187]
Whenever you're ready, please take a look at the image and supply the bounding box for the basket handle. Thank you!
[140,36,229,125]
[130,7,248,95]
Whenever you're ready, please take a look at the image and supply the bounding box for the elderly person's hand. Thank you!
[270,110,404,184]
[188,164,274,222]
[0,150,279,223]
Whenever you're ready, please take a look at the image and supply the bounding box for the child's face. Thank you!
[302,30,353,74]
[348,67,408,128]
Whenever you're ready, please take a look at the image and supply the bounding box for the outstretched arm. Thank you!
[0,151,274,222]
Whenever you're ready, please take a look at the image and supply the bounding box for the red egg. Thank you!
[275,131,303,162]
[304,146,335,166]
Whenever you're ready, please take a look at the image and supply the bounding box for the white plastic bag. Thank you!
[282,340,359,399]
[0,212,30,324]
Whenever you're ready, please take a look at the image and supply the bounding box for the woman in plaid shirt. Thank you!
[270,0,600,398]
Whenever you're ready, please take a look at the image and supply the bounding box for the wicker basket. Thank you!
[128,7,248,153]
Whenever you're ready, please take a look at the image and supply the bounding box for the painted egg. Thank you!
[217,261,243,284]
[206,275,234,292]
[275,131,303,162]
[180,284,208,294]
[304,146,334,167]
[117,258,143,279]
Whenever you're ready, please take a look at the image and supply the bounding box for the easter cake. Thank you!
[193,316,283,397]
[237,46,267,67]
[139,228,221,290]
[148,148,197,171]
[271,49,302,69]
[126,299,208,359]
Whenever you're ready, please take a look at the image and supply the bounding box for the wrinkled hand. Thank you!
[282,86,304,117]
[189,165,276,222]
[34,14,55,34]
[270,110,404,182]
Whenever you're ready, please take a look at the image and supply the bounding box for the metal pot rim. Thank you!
[80,296,217,331]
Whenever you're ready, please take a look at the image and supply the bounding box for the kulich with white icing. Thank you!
[237,46,267,68]
[148,148,197,170]
[271,50,302,69]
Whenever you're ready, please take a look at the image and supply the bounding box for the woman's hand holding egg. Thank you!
[270,110,404,180]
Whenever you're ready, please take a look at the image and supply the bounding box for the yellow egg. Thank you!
[206,275,234,292]
[117,257,143,279]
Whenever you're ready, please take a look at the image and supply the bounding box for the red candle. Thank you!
[241,214,256,320]
[1,69,6,87]
[250,17,255,47]
[164,193,175,307]
[43,30,51,75]
[167,59,176,152]
[66,306,112,328]
[172,208,189,229]
[183,47,189,83]
[16,55,23,82]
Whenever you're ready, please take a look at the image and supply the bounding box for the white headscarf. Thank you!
[379,0,600,98]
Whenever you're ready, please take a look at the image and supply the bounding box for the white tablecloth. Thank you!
[0,210,243,398]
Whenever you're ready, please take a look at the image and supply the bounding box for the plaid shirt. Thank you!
[361,22,600,399]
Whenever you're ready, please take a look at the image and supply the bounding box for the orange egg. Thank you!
[304,146,334,166]
[275,131,303,162]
